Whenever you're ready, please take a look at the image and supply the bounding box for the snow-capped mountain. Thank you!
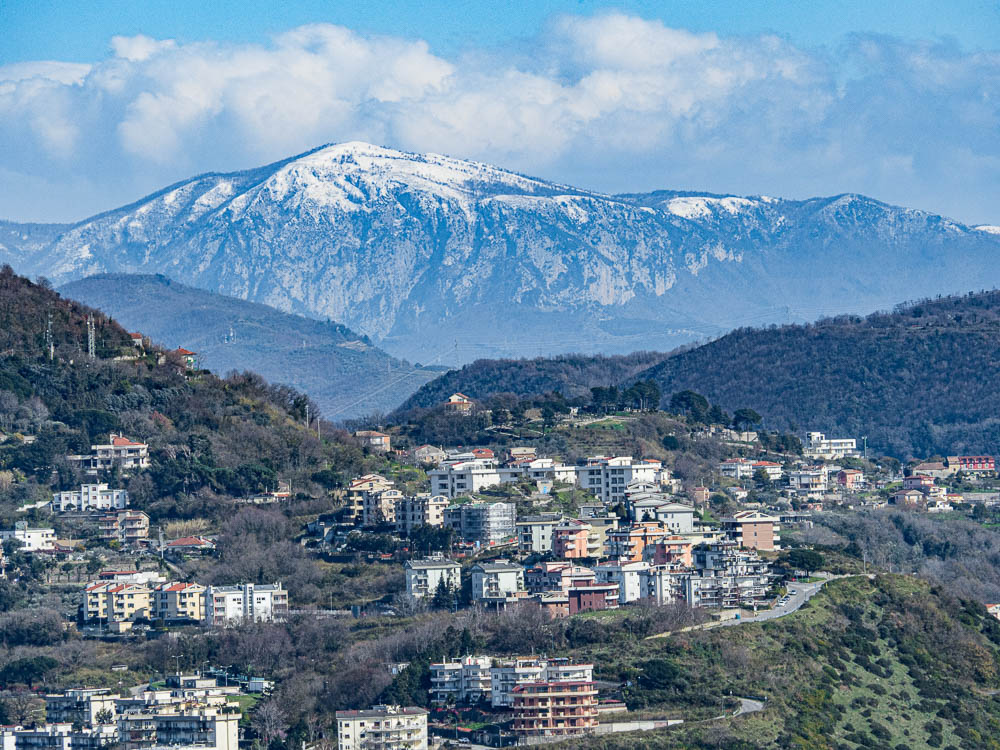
[3,141,999,362]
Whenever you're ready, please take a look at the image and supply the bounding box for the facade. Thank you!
[804,432,859,460]
[552,519,592,558]
[594,561,650,604]
[788,467,829,493]
[0,522,56,551]
[641,563,686,605]
[354,431,391,452]
[99,511,150,546]
[44,689,117,726]
[753,461,784,480]
[429,460,502,499]
[404,558,461,599]
[445,502,515,546]
[444,393,474,414]
[836,469,864,490]
[720,511,781,551]
[335,706,428,750]
[393,494,448,535]
[574,456,662,504]
[0,724,117,750]
[152,582,207,623]
[566,581,619,614]
[627,496,696,533]
[516,514,563,554]
[492,659,593,709]
[429,656,492,704]
[470,561,525,605]
[685,542,773,608]
[204,583,288,627]
[83,582,153,624]
[950,455,995,473]
[53,484,129,513]
[512,679,598,739]
[118,706,238,750]
[67,435,150,474]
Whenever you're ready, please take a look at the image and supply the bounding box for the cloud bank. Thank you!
[0,13,998,223]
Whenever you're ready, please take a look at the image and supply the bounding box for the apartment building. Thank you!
[949,455,996,473]
[152,582,206,623]
[52,484,129,513]
[0,724,117,750]
[566,580,619,614]
[429,459,502,499]
[516,514,563,554]
[335,705,428,750]
[491,659,593,709]
[393,494,448,535]
[684,542,773,608]
[44,689,117,726]
[574,456,661,504]
[67,435,150,474]
[720,511,781,552]
[429,656,492,704]
[836,469,865,490]
[788,467,829,494]
[0,522,56,551]
[524,562,596,594]
[445,502,515,545]
[511,679,598,739]
[606,522,670,562]
[470,561,525,605]
[803,432,859,460]
[594,561,650,604]
[552,519,592,558]
[204,583,287,627]
[117,706,239,750]
[640,563,687,605]
[83,582,152,624]
[344,474,395,521]
[627,496,696,533]
[718,458,755,480]
[404,558,461,599]
[362,488,403,526]
[99,511,149,546]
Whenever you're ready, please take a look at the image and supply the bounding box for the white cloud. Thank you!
[0,15,998,224]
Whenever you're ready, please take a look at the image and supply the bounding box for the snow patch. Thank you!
[665,195,757,219]
[974,225,1000,235]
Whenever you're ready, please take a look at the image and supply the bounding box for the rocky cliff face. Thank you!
[4,142,998,362]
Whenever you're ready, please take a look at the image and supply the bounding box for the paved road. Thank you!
[718,575,830,627]
[733,697,764,717]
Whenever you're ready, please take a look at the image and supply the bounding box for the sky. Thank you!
[1,0,998,224]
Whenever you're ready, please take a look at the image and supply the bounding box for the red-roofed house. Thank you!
[165,536,216,554]
[152,581,207,622]
[444,393,474,414]
[175,348,198,369]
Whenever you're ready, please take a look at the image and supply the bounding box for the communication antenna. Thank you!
[45,312,54,361]
[87,315,96,359]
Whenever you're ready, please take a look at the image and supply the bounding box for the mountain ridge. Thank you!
[3,141,999,363]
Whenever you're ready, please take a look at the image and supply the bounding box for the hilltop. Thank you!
[59,273,443,419]
[3,142,1000,362]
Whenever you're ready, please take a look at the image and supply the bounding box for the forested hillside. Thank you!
[60,274,442,419]
[394,351,670,412]
[0,266,387,533]
[634,291,1000,458]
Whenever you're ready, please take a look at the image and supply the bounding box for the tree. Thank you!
[669,390,709,421]
[784,548,824,576]
[732,408,763,431]
[431,577,454,610]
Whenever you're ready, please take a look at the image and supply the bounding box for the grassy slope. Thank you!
[563,575,1000,749]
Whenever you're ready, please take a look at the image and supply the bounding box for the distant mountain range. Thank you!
[3,141,1000,363]
[59,274,442,419]
[405,290,1000,458]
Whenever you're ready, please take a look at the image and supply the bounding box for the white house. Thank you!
[515,514,563,553]
[594,561,650,604]
[52,484,129,513]
[718,458,756,480]
[204,583,288,627]
[428,459,502,499]
[804,432,859,460]
[404,558,461,599]
[470,561,525,604]
[0,522,56,552]
[573,457,662,504]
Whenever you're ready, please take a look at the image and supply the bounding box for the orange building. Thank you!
[553,520,592,559]
[648,535,694,566]
[606,522,668,562]
[513,680,598,738]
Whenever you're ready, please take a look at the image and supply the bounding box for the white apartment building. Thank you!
[0,522,56,552]
[470,561,525,604]
[594,561,650,604]
[627,495,696,533]
[117,706,239,750]
[640,563,686,605]
[574,457,662,504]
[204,583,288,627]
[428,459,502,499]
[804,432,859,460]
[44,689,118,726]
[53,484,129,513]
[0,723,117,750]
[789,467,829,494]
[404,558,461,599]
[445,502,516,546]
[394,495,448,535]
[429,656,493,704]
[67,434,150,474]
[515,514,563,553]
[490,658,594,708]
[718,458,756,480]
[336,706,427,750]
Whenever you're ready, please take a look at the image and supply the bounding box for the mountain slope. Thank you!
[4,142,1000,362]
[59,274,442,419]
[634,291,1000,458]
[394,351,671,412]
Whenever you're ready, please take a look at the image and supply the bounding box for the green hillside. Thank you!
[635,291,1000,458]
[59,273,443,420]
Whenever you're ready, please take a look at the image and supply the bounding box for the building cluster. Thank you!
[2,677,241,750]
[429,656,598,739]
[81,572,287,631]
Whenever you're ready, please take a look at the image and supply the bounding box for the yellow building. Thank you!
[83,582,152,623]
[152,582,207,623]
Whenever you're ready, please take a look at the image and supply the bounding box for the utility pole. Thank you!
[45,312,54,360]
[87,315,96,359]
[862,436,868,461]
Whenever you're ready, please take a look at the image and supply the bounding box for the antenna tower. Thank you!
[45,312,54,360]
[86,315,96,359]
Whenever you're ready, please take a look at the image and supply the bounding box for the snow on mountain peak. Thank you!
[974,225,1000,235]
[664,195,759,220]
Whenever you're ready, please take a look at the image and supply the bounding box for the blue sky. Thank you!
[1,1,999,224]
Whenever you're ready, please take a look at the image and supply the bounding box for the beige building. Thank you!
[336,705,428,750]
[362,488,403,526]
[118,706,239,750]
[83,582,152,624]
[99,511,149,546]
[394,494,448,534]
[344,474,394,521]
[45,688,117,725]
[152,582,206,623]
